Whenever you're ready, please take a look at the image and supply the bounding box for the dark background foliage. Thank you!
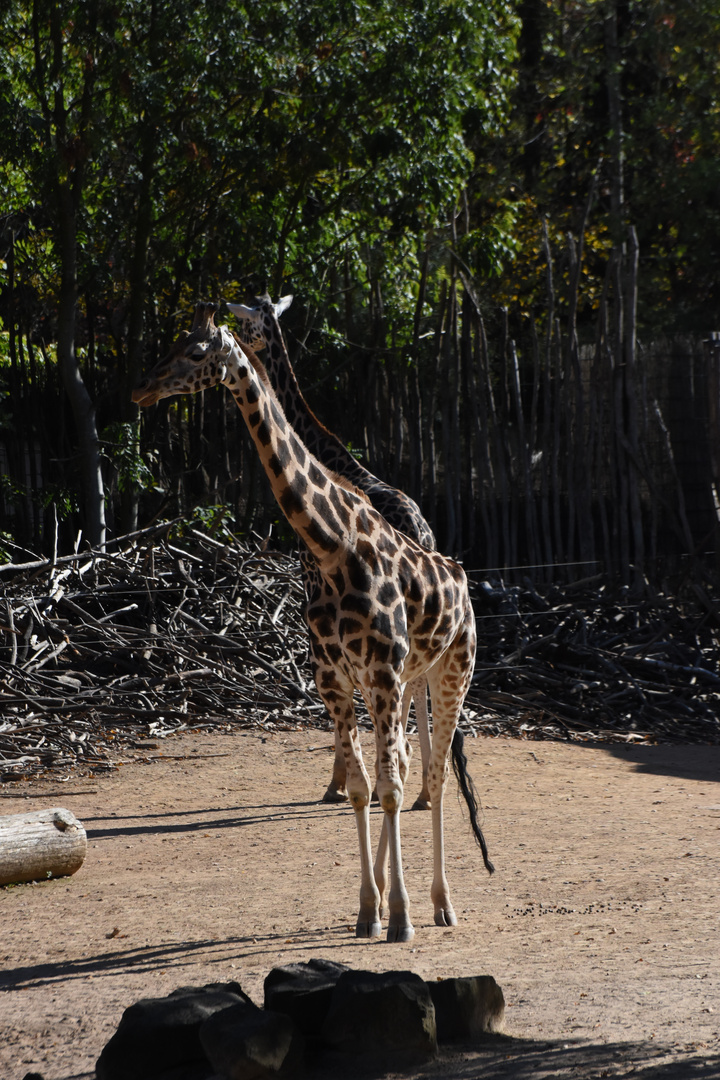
[2,0,719,585]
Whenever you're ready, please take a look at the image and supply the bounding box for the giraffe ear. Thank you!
[226,302,253,319]
[275,295,293,317]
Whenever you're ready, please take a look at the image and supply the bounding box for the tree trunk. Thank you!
[55,183,107,550]
[40,0,106,550]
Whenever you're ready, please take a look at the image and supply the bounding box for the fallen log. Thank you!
[0,807,87,885]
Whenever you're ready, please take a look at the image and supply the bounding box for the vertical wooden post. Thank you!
[704,333,720,571]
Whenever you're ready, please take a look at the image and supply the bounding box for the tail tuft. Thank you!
[451,727,495,874]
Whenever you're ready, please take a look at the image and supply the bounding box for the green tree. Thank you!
[1,0,111,546]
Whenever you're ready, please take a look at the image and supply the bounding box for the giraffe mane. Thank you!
[227,296,357,465]
[228,330,370,506]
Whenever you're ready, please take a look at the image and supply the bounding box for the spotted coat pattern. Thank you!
[132,302,478,943]
[227,294,435,808]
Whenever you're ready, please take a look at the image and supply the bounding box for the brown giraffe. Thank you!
[132,303,493,942]
[227,294,433,810]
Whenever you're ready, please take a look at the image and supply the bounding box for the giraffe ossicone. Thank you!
[226,293,434,810]
[133,302,493,943]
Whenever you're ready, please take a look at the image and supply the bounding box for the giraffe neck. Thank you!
[221,331,365,566]
[260,316,380,492]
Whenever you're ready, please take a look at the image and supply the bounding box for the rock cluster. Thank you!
[95,960,504,1079]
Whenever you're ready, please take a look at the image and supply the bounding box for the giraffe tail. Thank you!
[451,727,495,874]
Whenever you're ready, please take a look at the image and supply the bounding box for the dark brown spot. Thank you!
[306,519,339,553]
[312,491,342,534]
[340,593,372,617]
[270,399,287,431]
[376,534,399,557]
[329,486,352,527]
[345,552,371,593]
[279,482,303,518]
[268,440,291,477]
[365,638,390,665]
[308,461,328,489]
[289,434,306,468]
[376,582,397,607]
[373,668,395,691]
[423,592,441,618]
[371,610,392,639]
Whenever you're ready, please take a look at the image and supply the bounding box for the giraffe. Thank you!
[132,302,493,942]
[226,294,433,810]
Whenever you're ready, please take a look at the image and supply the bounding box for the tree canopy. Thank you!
[2,0,720,579]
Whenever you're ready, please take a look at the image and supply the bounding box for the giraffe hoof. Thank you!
[410,796,431,811]
[322,785,348,804]
[434,908,458,927]
[356,919,383,939]
[387,922,415,943]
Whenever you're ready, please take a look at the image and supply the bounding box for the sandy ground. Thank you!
[1,728,719,1080]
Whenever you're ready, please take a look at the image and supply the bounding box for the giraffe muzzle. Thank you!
[131,380,161,407]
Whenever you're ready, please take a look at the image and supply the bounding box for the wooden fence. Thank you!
[2,273,720,586]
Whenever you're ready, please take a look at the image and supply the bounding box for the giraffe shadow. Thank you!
[0,926,355,993]
[84,802,351,840]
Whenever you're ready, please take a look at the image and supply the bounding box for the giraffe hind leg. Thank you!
[407,676,432,810]
[337,704,382,938]
[425,632,477,928]
[321,726,348,803]
[373,713,414,942]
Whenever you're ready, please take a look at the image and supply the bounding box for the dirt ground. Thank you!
[1,727,719,1080]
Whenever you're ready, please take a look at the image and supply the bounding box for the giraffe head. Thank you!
[132,302,238,407]
[226,293,293,353]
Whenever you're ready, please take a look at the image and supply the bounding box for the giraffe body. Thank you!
[132,303,492,942]
[227,295,433,809]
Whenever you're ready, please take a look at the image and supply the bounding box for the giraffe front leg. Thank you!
[312,661,381,936]
[375,723,414,943]
[372,733,410,918]
[381,801,414,942]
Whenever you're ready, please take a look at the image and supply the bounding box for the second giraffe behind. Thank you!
[133,302,494,943]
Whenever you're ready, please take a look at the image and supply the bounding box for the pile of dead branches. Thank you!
[1,524,719,781]
[0,523,321,781]
[466,574,720,744]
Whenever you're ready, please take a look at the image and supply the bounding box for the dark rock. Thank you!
[263,959,350,1041]
[200,1003,303,1079]
[427,975,505,1041]
[96,982,253,1080]
[321,969,437,1062]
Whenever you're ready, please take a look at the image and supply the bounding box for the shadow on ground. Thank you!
[313,1034,720,1080]
[585,742,720,784]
